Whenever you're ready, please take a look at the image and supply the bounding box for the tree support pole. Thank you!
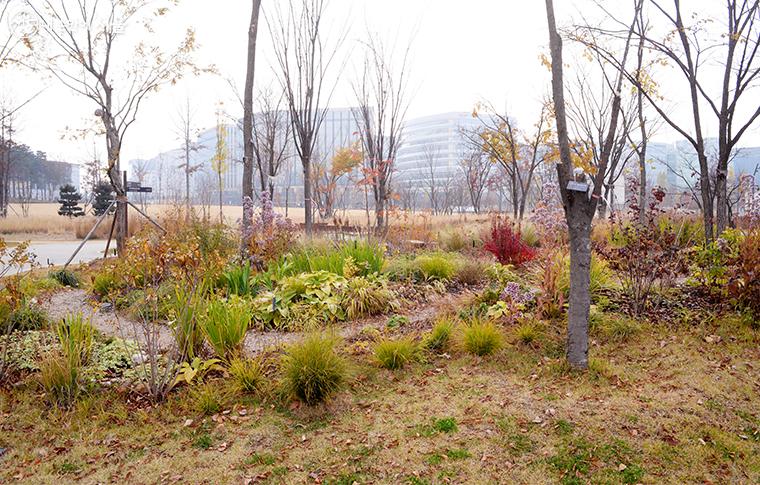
[63,200,116,269]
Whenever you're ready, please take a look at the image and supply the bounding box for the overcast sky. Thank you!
[3,0,758,165]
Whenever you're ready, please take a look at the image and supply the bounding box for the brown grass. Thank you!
[1,203,491,242]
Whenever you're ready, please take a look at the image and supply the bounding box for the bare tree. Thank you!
[26,0,201,255]
[132,158,149,212]
[467,102,553,220]
[252,88,291,198]
[271,0,345,235]
[174,98,203,217]
[584,0,760,239]
[565,64,639,219]
[458,150,491,214]
[421,144,442,214]
[544,0,639,369]
[353,35,410,232]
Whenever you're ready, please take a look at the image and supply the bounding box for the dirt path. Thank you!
[43,288,476,356]
[41,288,175,350]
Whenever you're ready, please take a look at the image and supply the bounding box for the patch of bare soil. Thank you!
[41,288,174,350]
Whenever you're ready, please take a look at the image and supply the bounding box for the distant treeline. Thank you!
[4,144,75,202]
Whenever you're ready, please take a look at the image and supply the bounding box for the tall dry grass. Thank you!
[2,203,492,241]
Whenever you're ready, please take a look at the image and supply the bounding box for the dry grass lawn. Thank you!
[1,312,758,484]
[1,203,489,242]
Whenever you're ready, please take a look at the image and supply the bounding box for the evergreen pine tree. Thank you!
[57,184,85,218]
[92,182,115,216]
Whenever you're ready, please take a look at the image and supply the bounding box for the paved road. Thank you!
[26,240,111,269]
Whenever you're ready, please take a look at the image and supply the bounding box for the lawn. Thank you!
[1,310,758,484]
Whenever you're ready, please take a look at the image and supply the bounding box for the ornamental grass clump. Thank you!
[55,313,95,366]
[282,334,347,405]
[341,276,397,319]
[228,357,266,394]
[462,319,503,356]
[425,317,454,352]
[415,253,458,281]
[374,338,416,370]
[38,351,81,407]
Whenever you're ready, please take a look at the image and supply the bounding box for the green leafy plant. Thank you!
[91,271,120,299]
[425,317,454,352]
[386,314,409,329]
[485,263,520,286]
[222,263,258,297]
[55,313,95,366]
[174,357,225,386]
[170,285,205,359]
[228,357,265,394]
[253,271,347,331]
[3,303,48,333]
[49,269,80,288]
[462,320,502,356]
[374,338,416,370]
[201,296,251,360]
[272,241,385,278]
[282,333,347,405]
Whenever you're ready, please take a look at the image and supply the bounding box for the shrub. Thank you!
[201,296,251,360]
[483,218,537,266]
[55,313,95,366]
[282,334,347,405]
[4,303,47,333]
[49,269,80,288]
[415,254,457,281]
[455,259,486,286]
[228,358,265,394]
[425,318,454,352]
[374,338,416,370]
[462,320,502,356]
[727,230,760,321]
[38,352,81,407]
[341,276,397,319]
[92,271,119,299]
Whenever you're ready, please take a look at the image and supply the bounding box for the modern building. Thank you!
[395,112,481,184]
[129,108,362,207]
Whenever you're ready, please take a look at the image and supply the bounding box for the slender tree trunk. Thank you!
[302,156,313,234]
[184,141,191,219]
[242,0,262,249]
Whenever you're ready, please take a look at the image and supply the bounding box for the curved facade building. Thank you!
[395,112,481,183]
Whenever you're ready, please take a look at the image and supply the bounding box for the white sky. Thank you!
[3,0,759,165]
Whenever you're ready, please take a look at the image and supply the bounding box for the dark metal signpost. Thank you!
[63,171,165,269]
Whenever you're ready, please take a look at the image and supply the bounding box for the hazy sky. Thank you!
[3,0,758,165]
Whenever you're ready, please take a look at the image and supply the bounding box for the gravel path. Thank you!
[42,288,474,355]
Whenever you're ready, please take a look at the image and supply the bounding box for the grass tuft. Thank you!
[374,338,416,370]
[462,320,502,356]
[282,333,347,405]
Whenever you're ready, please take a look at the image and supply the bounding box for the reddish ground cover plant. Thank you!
[483,217,537,266]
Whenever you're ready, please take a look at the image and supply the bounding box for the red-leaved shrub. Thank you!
[483,218,537,266]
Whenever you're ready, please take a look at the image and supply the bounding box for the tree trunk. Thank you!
[566,216,591,368]
[242,0,262,248]
[302,156,313,235]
